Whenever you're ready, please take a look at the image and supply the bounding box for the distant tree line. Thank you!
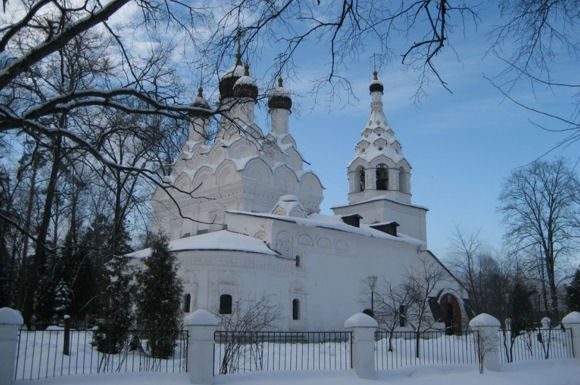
[449,159,580,329]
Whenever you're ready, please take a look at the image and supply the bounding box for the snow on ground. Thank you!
[30,359,580,385]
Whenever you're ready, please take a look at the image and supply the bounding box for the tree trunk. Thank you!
[22,134,62,327]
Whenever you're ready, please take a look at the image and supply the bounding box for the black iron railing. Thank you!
[499,328,574,364]
[374,330,480,370]
[214,331,352,374]
[14,328,188,380]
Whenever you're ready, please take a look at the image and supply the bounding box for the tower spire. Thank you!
[343,71,412,205]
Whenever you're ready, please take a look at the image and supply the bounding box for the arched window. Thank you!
[359,169,365,191]
[183,294,191,313]
[376,164,389,190]
[292,299,300,320]
[219,294,232,314]
[399,305,406,327]
[399,167,408,193]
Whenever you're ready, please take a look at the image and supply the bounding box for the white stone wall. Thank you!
[332,197,428,243]
[176,213,464,331]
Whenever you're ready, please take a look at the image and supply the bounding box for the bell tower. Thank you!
[347,71,412,204]
[332,72,427,243]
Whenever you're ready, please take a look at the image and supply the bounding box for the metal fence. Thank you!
[15,328,188,381]
[214,331,352,374]
[375,330,480,370]
[499,328,574,364]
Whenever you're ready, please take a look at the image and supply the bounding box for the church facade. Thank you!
[132,57,470,332]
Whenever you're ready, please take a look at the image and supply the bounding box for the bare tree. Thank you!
[449,228,484,312]
[448,228,513,319]
[217,297,278,374]
[499,159,580,322]
[206,0,477,100]
[488,0,580,150]
[372,279,413,352]
[404,255,446,358]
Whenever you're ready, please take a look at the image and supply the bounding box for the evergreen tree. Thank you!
[510,279,533,333]
[566,270,580,312]
[34,268,57,327]
[93,219,134,354]
[53,279,71,320]
[94,254,134,353]
[137,235,182,358]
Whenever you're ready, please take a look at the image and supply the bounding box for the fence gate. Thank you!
[213,331,352,374]
[374,330,480,370]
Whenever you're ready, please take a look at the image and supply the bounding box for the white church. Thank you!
[131,55,471,333]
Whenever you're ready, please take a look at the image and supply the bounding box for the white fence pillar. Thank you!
[0,307,23,385]
[185,309,219,384]
[562,311,580,362]
[345,312,377,379]
[469,313,501,372]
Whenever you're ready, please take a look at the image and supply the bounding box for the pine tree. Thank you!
[566,270,580,312]
[510,279,533,333]
[53,279,71,321]
[94,254,134,353]
[34,272,56,327]
[137,235,182,358]
[75,215,116,321]
[93,219,134,354]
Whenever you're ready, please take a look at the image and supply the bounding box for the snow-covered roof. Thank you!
[190,95,209,108]
[128,230,278,259]
[331,195,428,211]
[221,64,245,79]
[270,85,290,98]
[227,210,424,246]
[271,195,306,217]
[234,75,257,87]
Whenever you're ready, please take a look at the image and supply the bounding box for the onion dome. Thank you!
[233,64,258,100]
[369,71,384,93]
[219,53,245,100]
[189,87,210,118]
[268,77,292,110]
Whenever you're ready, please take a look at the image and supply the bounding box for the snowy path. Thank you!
[30,359,580,385]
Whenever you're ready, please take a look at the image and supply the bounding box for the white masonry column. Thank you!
[469,313,501,372]
[345,312,377,379]
[562,311,580,362]
[0,307,23,385]
[186,309,219,384]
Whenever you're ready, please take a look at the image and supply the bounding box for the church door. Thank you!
[440,294,462,335]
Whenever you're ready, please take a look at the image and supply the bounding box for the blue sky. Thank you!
[225,5,580,260]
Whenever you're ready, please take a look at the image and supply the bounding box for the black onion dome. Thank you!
[268,77,292,110]
[233,64,258,100]
[219,53,245,100]
[190,87,210,118]
[369,71,384,93]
